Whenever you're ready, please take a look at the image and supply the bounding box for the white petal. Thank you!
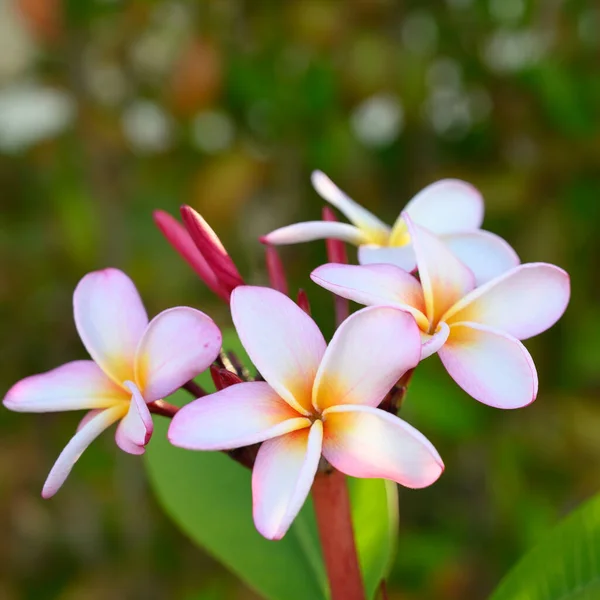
[313,306,421,411]
[168,382,311,450]
[441,230,520,286]
[114,381,153,455]
[73,269,148,386]
[262,221,367,246]
[311,170,390,244]
[252,421,323,540]
[135,307,222,402]
[310,263,429,330]
[404,214,475,326]
[42,405,125,498]
[231,286,326,415]
[402,179,484,234]
[321,405,444,488]
[438,322,538,409]
[3,360,127,412]
[443,263,570,340]
[358,245,417,272]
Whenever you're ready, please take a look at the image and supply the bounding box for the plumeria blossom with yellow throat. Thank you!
[311,214,570,410]
[168,286,443,540]
[262,170,519,285]
[3,268,222,497]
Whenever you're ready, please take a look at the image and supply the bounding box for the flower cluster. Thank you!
[3,172,570,540]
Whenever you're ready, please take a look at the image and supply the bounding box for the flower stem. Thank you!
[148,400,179,418]
[182,379,206,398]
[312,469,365,600]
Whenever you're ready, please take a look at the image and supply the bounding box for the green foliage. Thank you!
[490,494,600,600]
[145,330,399,600]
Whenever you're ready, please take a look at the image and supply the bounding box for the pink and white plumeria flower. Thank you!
[3,268,222,498]
[311,214,570,410]
[168,286,443,540]
[262,170,519,285]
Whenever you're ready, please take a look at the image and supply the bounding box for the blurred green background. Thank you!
[1,0,599,598]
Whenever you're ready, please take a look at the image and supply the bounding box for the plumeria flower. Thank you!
[3,269,222,497]
[262,170,519,285]
[311,214,570,409]
[168,286,443,540]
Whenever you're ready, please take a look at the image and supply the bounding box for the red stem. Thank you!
[265,245,289,295]
[312,470,365,600]
[148,400,179,418]
[322,207,350,326]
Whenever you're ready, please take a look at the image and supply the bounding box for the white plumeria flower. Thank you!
[3,269,222,497]
[311,214,570,410]
[168,286,443,540]
[262,170,519,285]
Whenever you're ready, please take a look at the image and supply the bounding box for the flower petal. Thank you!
[252,421,323,540]
[311,171,390,244]
[231,286,326,415]
[114,381,153,455]
[438,322,538,409]
[313,306,421,412]
[134,307,222,402]
[401,179,484,234]
[168,382,311,450]
[441,230,520,286]
[404,214,475,326]
[420,321,450,360]
[442,263,570,340]
[358,245,417,272]
[3,360,127,412]
[262,221,367,246]
[42,405,125,498]
[321,405,443,488]
[310,263,429,330]
[74,269,148,386]
[153,210,228,300]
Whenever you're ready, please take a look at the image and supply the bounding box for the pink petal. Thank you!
[153,210,228,300]
[357,245,417,272]
[313,306,421,411]
[3,360,127,412]
[310,263,429,330]
[180,206,244,294]
[438,322,538,409]
[231,286,326,416]
[321,405,444,488]
[168,381,311,450]
[311,171,390,244]
[262,221,367,246]
[443,263,570,340]
[73,269,148,386]
[252,421,323,540]
[134,307,222,402]
[114,381,153,455]
[402,179,484,234]
[441,230,520,286]
[42,405,125,498]
[420,322,450,360]
[404,214,475,326]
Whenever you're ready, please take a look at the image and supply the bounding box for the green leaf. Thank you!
[145,329,398,600]
[490,493,600,600]
[350,477,399,594]
[146,415,327,599]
